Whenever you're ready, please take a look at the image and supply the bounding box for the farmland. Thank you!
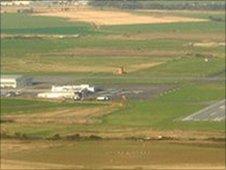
[0,2,225,169]
[1,139,225,170]
[1,10,225,79]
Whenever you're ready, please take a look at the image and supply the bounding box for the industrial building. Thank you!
[0,75,32,88]
[37,84,96,100]
[0,1,31,6]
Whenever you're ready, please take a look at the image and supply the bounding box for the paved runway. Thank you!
[182,100,225,122]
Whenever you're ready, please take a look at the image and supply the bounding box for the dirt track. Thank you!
[36,8,207,26]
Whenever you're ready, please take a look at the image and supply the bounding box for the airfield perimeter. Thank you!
[1,3,226,170]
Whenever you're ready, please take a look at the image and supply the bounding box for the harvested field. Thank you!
[36,8,207,26]
[2,57,164,74]
[193,42,226,47]
[2,159,225,170]
[2,104,119,124]
[1,139,225,170]
[129,62,163,72]
[1,140,76,169]
[1,159,75,170]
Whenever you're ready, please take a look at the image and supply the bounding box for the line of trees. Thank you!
[89,0,226,10]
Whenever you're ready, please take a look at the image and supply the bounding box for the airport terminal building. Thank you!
[0,75,32,88]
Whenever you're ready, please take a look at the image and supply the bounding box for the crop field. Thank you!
[0,3,225,169]
[1,139,225,170]
[36,8,206,25]
[1,10,225,79]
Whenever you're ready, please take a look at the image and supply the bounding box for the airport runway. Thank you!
[182,100,225,122]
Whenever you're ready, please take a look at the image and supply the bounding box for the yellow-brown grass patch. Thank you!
[2,104,119,125]
[2,58,164,74]
[35,8,207,26]
[1,159,76,169]
[128,62,163,73]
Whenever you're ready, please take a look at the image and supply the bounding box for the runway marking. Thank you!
[182,100,225,122]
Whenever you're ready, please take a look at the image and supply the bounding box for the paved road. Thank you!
[182,100,225,122]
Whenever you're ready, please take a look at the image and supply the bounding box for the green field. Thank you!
[0,5,225,169]
[0,98,104,116]
[1,82,224,139]
[103,82,225,131]
[1,9,225,138]
[1,13,96,35]
[1,10,225,79]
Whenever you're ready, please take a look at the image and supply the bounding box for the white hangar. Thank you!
[0,75,32,88]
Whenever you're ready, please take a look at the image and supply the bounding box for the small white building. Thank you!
[14,1,30,6]
[51,84,96,93]
[0,1,13,6]
[37,91,80,100]
[0,75,32,88]
[0,1,30,6]
[37,84,97,100]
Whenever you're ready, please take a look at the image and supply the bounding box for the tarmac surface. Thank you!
[182,100,225,122]
[1,83,172,101]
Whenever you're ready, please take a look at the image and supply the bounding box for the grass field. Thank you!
[1,139,225,169]
[1,8,225,130]
[1,10,225,78]
[103,82,225,131]
[1,13,96,35]
[1,82,224,139]
[1,6,225,128]
[0,98,104,116]
[0,6,225,169]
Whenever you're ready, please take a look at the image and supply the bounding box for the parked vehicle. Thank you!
[96,96,110,101]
